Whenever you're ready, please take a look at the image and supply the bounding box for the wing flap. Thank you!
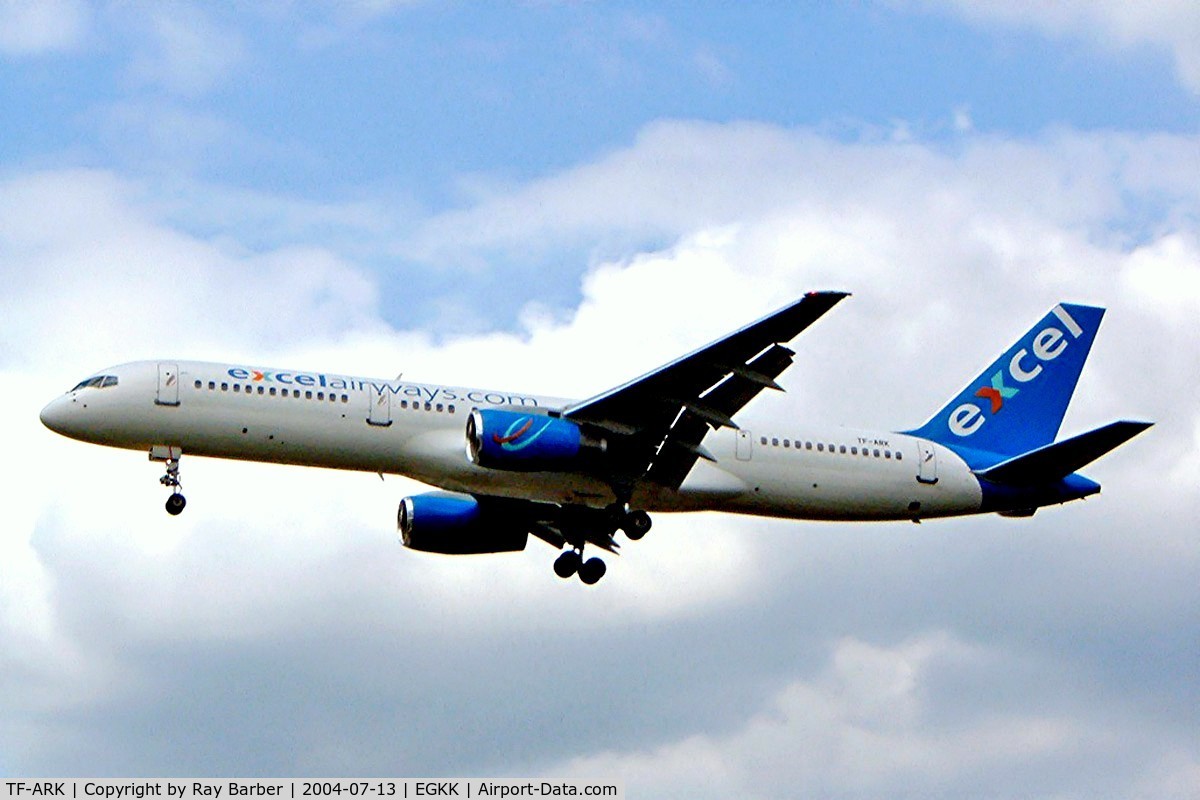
[647,342,796,487]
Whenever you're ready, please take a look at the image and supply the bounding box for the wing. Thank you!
[563,290,849,489]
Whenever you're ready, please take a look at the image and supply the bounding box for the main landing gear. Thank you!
[150,445,187,516]
[608,502,652,541]
[554,548,607,585]
[552,503,653,585]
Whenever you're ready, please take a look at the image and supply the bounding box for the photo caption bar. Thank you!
[1,781,623,800]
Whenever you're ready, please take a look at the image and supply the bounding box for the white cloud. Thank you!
[121,4,245,97]
[0,0,88,56]
[903,0,1200,93]
[0,169,381,371]
[952,105,973,133]
[406,122,1199,273]
[550,632,1168,799]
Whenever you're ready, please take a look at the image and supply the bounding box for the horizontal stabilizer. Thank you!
[975,420,1153,486]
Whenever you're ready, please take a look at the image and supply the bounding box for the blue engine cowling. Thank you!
[467,408,604,471]
[397,491,528,554]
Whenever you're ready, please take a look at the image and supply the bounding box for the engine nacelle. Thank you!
[467,408,605,471]
[397,491,527,554]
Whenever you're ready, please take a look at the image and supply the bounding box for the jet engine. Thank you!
[397,491,528,554]
[466,408,606,471]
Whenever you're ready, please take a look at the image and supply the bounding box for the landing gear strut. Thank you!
[553,548,607,585]
[150,446,186,516]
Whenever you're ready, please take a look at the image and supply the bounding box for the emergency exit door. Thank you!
[916,440,938,484]
[367,387,392,426]
[735,429,753,461]
[156,362,180,406]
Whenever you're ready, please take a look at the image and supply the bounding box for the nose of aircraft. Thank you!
[40,395,75,435]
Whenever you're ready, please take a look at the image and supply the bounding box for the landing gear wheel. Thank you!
[554,550,582,579]
[578,557,607,585]
[165,493,187,516]
[623,510,652,540]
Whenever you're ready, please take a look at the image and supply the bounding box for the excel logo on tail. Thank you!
[975,372,1018,414]
[949,305,1085,437]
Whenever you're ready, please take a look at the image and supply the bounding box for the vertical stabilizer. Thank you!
[906,303,1104,458]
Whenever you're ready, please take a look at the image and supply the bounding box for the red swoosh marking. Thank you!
[493,418,533,445]
[975,386,1003,414]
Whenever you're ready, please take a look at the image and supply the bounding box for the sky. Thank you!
[1,1,1197,796]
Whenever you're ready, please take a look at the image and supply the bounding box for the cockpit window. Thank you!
[70,375,118,392]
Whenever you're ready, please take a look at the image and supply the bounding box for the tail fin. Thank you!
[906,303,1105,458]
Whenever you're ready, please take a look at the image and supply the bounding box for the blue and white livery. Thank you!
[40,294,1151,584]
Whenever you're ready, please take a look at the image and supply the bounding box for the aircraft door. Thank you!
[735,429,753,461]
[156,362,180,406]
[916,440,938,484]
[367,387,392,427]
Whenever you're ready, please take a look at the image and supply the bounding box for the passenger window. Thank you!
[840,445,847,454]
[851,447,858,455]
[221,383,229,391]
[269,387,277,396]
[234,384,240,393]
[194,380,202,389]
[401,400,408,409]
[874,449,881,457]
[257,386,265,395]
[341,395,348,403]
[805,442,812,450]
[772,438,779,446]
[885,450,892,459]
[761,437,768,445]
[817,443,824,452]
[318,392,325,401]
[437,403,444,412]
[448,405,456,414]
[896,451,903,460]
[783,439,790,448]
[425,402,432,411]
[208,381,216,390]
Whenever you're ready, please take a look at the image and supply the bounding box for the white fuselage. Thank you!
[40,360,985,522]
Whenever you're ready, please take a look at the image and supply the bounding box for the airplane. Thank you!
[39,293,1151,584]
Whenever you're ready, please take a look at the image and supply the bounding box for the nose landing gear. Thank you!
[150,445,186,515]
